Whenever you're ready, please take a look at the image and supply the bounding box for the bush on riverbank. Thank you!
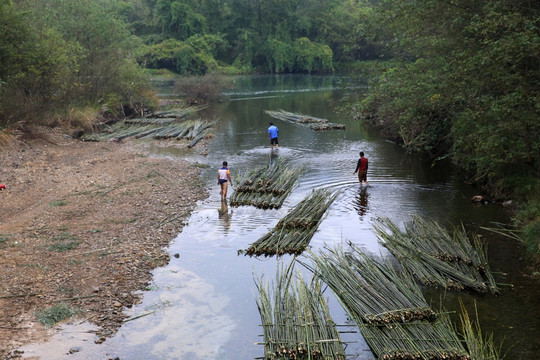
[0,1,154,133]
[345,0,540,261]
[174,74,232,104]
[513,179,540,257]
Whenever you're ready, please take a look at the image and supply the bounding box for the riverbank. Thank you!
[0,127,208,359]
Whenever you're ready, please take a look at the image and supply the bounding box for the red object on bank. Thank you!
[0,184,6,190]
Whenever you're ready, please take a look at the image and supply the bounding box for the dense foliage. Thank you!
[352,0,540,253]
[0,0,153,127]
[1,0,381,127]
[121,0,382,74]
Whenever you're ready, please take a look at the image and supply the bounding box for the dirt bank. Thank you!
[0,128,208,359]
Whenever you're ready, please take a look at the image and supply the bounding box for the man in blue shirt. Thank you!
[268,122,279,150]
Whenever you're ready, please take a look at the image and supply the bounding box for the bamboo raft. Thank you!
[255,265,347,360]
[241,189,337,257]
[265,110,346,131]
[302,244,472,360]
[304,244,435,326]
[81,118,213,147]
[150,105,206,118]
[360,317,470,360]
[373,216,500,295]
[230,161,303,210]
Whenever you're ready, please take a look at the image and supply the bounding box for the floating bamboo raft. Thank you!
[373,216,500,295]
[360,317,470,360]
[305,244,434,326]
[303,244,471,360]
[81,118,213,147]
[241,189,337,257]
[230,161,303,210]
[265,110,346,131]
[255,266,347,360]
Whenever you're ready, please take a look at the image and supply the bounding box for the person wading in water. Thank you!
[268,122,279,150]
[353,151,369,187]
[218,161,233,201]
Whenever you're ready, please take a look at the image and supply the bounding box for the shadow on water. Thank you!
[19,74,540,360]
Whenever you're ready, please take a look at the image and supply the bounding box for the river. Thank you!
[20,74,540,359]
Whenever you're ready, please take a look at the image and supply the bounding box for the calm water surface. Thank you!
[21,75,540,359]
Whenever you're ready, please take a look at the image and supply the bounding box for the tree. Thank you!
[357,0,540,184]
[0,1,80,124]
[17,0,150,105]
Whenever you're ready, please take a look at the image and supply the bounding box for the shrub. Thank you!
[35,303,82,327]
[174,73,232,104]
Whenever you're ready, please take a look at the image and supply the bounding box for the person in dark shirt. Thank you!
[353,151,369,187]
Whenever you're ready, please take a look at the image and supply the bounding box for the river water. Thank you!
[20,75,540,359]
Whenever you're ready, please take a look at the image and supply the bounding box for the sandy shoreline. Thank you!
[0,128,208,358]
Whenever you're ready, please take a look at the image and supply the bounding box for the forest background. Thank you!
[1,0,539,259]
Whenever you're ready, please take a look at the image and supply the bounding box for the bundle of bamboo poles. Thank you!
[125,117,178,125]
[373,216,500,295]
[303,244,435,326]
[229,191,293,210]
[359,316,470,360]
[255,265,347,360]
[242,189,337,257]
[301,244,473,360]
[151,104,206,118]
[81,118,213,147]
[265,110,345,131]
[230,161,303,209]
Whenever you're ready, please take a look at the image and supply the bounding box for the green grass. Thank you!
[511,179,540,259]
[105,218,137,224]
[0,234,10,248]
[194,162,210,168]
[68,259,84,266]
[35,303,82,327]
[143,254,162,267]
[459,300,505,359]
[18,263,50,271]
[47,241,81,252]
[56,285,77,296]
[49,200,67,207]
[46,232,80,252]
[522,219,540,256]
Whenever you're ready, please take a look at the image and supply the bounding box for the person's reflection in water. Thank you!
[270,148,279,165]
[218,200,233,232]
[353,187,369,219]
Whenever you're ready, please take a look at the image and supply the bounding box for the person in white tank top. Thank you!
[217,161,233,201]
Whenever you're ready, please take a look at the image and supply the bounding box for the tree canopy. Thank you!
[0,0,152,125]
[121,0,382,74]
[355,0,540,187]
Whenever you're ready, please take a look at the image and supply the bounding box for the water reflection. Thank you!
[218,201,232,232]
[354,187,369,219]
[269,149,279,164]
